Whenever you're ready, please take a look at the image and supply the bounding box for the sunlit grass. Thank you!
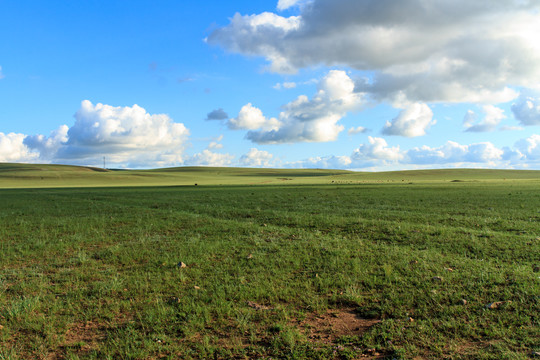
[0,166,539,358]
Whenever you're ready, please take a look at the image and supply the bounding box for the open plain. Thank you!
[0,164,539,359]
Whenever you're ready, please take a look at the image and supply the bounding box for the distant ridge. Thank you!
[1,163,539,189]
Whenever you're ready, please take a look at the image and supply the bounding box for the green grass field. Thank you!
[0,163,539,359]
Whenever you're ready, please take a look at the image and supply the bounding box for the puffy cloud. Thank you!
[20,100,190,168]
[515,134,540,160]
[206,108,229,121]
[406,141,503,164]
[351,136,403,166]
[0,132,39,162]
[274,81,297,90]
[228,103,282,131]
[512,93,540,125]
[57,100,189,164]
[382,103,435,137]
[23,125,69,159]
[277,0,309,11]
[209,0,540,104]
[348,126,369,135]
[185,149,234,166]
[207,135,224,150]
[243,70,365,144]
[293,155,352,169]
[463,105,506,132]
[288,135,540,170]
[239,148,274,167]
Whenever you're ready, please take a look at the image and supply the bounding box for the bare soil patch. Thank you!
[297,307,380,344]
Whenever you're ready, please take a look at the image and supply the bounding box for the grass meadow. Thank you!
[0,164,539,359]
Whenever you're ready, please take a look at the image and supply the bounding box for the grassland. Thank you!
[0,163,539,359]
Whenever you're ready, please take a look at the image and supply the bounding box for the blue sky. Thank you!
[2,0,540,170]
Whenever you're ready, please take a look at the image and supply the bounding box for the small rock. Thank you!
[461,299,468,305]
[194,286,201,290]
[432,276,444,282]
[247,254,253,259]
[486,301,511,309]
[177,262,187,268]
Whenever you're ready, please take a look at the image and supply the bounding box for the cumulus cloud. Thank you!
[239,70,364,144]
[239,148,274,167]
[185,149,234,166]
[512,93,540,126]
[463,105,506,132]
[209,0,540,104]
[0,132,39,162]
[407,141,503,165]
[348,126,369,135]
[206,135,224,150]
[274,82,297,90]
[206,108,229,121]
[277,0,309,10]
[352,136,403,164]
[23,125,69,159]
[290,135,540,170]
[382,103,435,137]
[228,103,282,131]
[292,155,352,169]
[515,134,540,160]
[21,100,190,168]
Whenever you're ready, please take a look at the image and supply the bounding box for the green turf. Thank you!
[0,164,539,359]
[1,162,540,188]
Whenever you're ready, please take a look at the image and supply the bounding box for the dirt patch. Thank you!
[297,308,380,344]
[60,321,106,353]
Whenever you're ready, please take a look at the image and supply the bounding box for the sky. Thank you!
[1,0,540,171]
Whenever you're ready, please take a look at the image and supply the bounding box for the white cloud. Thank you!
[292,155,352,169]
[273,81,297,90]
[207,135,225,150]
[22,100,190,168]
[185,149,234,166]
[515,134,540,160]
[23,125,69,160]
[383,103,435,137]
[406,141,503,165]
[209,0,540,104]
[0,132,39,162]
[500,125,524,131]
[290,136,540,170]
[243,70,365,144]
[463,105,506,132]
[239,148,274,167]
[228,103,282,131]
[0,65,4,79]
[351,136,403,166]
[512,93,540,125]
[348,126,368,135]
[277,0,310,11]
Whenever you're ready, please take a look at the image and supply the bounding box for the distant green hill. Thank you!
[1,162,539,188]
